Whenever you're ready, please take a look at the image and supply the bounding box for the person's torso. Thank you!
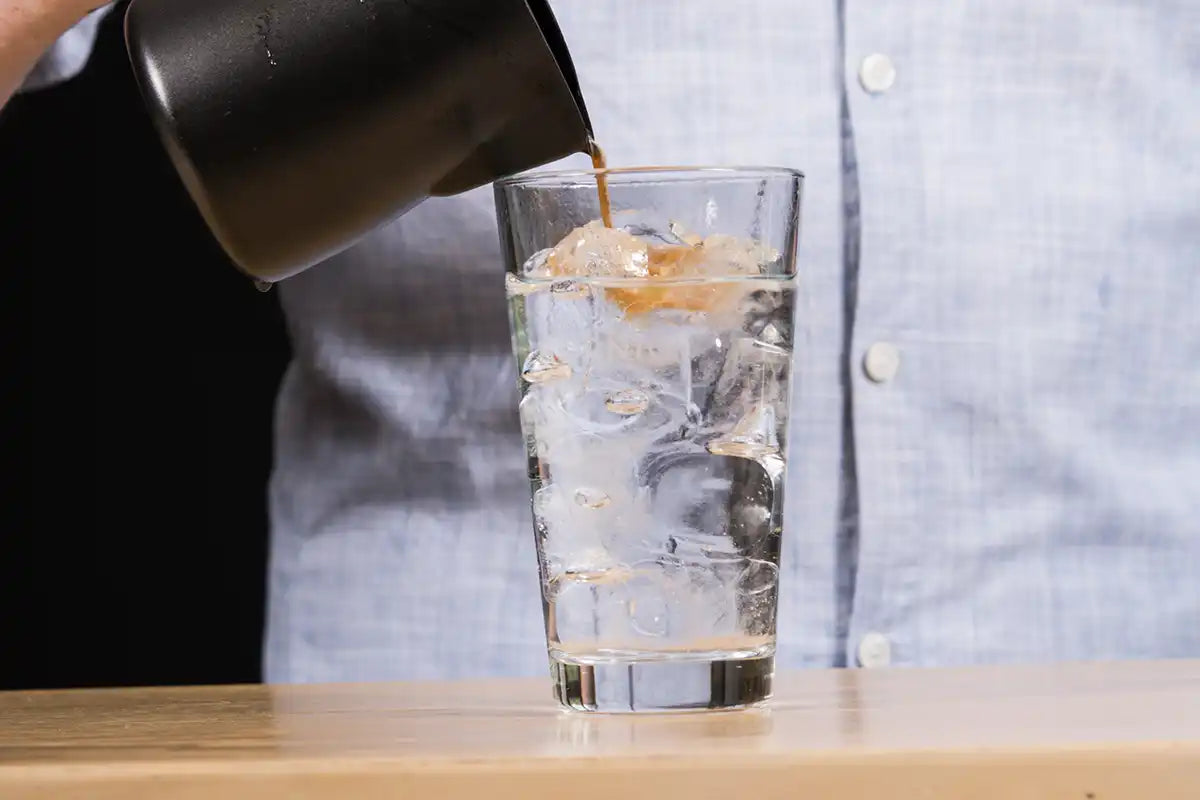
[267,0,1200,682]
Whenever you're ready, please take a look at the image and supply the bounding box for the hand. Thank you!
[0,0,110,107]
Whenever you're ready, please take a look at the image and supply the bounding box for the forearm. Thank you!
[0,0,99,107]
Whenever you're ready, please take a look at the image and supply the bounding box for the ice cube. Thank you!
[505,272,543,297]
[549,279,590,298]
[517,392,547,462]
[522,247,554,278]
[640,447,740,546]
[705,335,791,437]
[574,487,612,509]
[521,351,572,384]
[741,287,794,345]
[603,241,756,317]
[738,559,779,596]
[667,531,742,563]
[623,220,702,249]
[624,563,678,638]
[604,387,651,416]
[526,280,596,363]
[548,570,628,645]
[599,313,695,367]
[548,220,650,278]
[756,321,786,347]
[552,384,686,446]
[536,485,622,574]
[628,591,670,637]
[668,220,703,247]
[695,234,780,276]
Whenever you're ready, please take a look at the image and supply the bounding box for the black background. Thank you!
[0,2,288,690]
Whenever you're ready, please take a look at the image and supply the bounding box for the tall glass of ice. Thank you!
[496,167,802,712]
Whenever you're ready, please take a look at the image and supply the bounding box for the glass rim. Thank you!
[496,164,805,187]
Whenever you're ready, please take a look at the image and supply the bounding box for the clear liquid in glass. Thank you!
[508,228,795,712]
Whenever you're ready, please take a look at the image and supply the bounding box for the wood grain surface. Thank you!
[2,659,1198,799]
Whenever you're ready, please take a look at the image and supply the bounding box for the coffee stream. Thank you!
[588,140,614,228]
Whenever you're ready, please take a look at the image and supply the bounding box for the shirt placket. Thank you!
[840,0,927,669]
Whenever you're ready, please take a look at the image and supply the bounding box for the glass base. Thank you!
[550,651,774,712]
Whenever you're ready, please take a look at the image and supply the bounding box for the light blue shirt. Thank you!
[264,0,1200,681]
[38,1,1200,682]
[21,5,112,92]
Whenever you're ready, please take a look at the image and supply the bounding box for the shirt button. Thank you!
[863,341,901,383]
[859,53,896,94]
[857,632,892,668]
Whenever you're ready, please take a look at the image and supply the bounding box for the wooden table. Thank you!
[2,660,1198,799]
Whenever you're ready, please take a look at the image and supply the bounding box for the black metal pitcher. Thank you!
[123,0,593,282]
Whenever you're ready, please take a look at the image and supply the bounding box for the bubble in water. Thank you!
[522,247,554,277]
[550,279,590,299]
[560,563,629,583]
[628,593,669,637]
[706,404,780,459]
[574,487,612,509]
[505,272,543,297]
[554,386,684,441]
[738,559,779,596]
[624,562,679,638]
[707,439,776,459]
[604,388,651,416]
[521,351,572,384]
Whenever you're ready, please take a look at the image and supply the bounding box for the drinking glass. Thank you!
[496,167,802,712]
